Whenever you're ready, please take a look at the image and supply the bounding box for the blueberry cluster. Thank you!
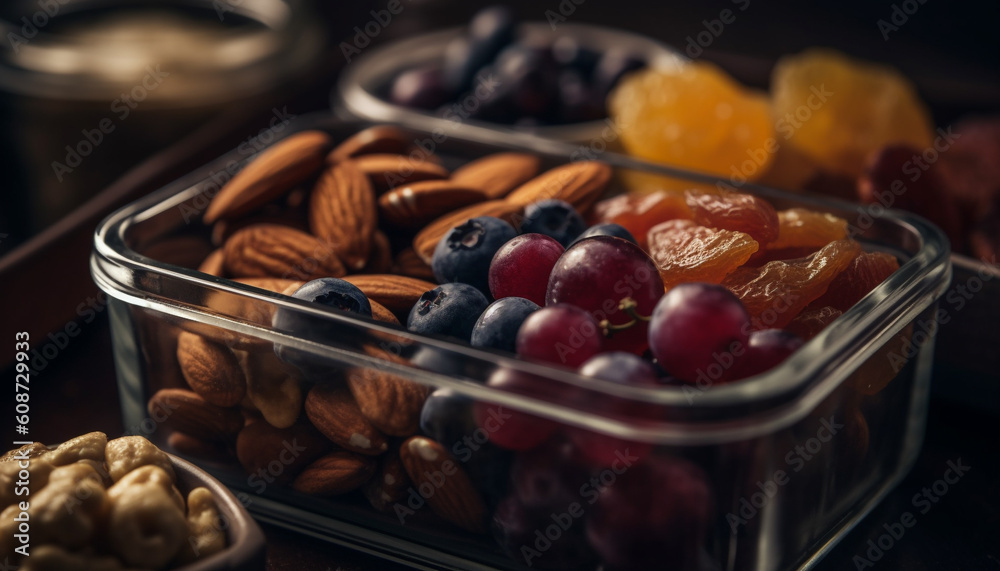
[409,199,634,353]
[388,6,648,126]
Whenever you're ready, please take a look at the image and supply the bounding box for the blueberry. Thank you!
[571,223,637,246]
[519,200,586,246]
[407,282,489,341]
[550,36,600,77]
[432,216,517,296]
[471,297,539,353]
[442,7,514,94]
[420,387,478,448]
[273,278,372,373]
[451,66,518,123]
[273,278,371,333]
[495,44,558,117]
[469,5,515,49]
[557,69,603,124]
[390,65,451,110]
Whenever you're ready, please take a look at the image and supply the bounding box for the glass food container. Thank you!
[336,22,683,144]
[92,116,951,571]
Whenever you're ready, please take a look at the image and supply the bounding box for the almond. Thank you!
[353,154,449,192]
[399,436,487,533]
[362,230,393,274]
[391,248,435,281]
[211,208,309,247]
[369,300,400,325]
[450,152,542,199]
[166,432,233,461]
[342,274,437,321]
[304,384,388,455]
[326,126,411,164]
[347,346,428,437]
[197,249,226,277]
[291,450,376,496]
[223,224,346,281]
[148,388,243,441]
[364,447,410,512]
[176,331,246,407]
[236,417,331,486]
[308,161,377,270]
[413,200,524,264]
[379,181,486,229]
[204,130,331,224]
[505,161,612,211]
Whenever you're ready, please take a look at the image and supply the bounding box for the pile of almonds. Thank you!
[150,126,613,532]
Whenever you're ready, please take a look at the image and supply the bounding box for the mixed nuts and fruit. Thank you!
[382,6,1000,260]
[0,433,226,571]
[141,125,897,569]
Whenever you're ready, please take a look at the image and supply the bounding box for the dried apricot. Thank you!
[810,251,900,312]
[721,239,862,329]
[746,246,822,267]
[768,208,848,250]
[592,191,692,250]
[787,306,843,341]
[609,62,775,179]
[685,189,779,244]
[647,219,759,291]
[771,49,934,178]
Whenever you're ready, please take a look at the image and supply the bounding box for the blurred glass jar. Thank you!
[0,0,324,243]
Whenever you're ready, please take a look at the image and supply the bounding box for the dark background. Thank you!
[1,1,998,570]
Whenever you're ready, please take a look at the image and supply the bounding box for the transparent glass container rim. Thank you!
[336,21,687,143]
[0,0,320,103]
[91,115,952,445]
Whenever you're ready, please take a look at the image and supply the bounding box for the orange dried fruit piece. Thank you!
[647,219,759,291]
[746,246,823,267]
[771,49,934,179]
[787,306,843,341]
[810,251,900,312]
[608,62,775,180]
[685,189,779,245]
[592,191,692,250]
[722,239,862,330]
[769,208,849,250]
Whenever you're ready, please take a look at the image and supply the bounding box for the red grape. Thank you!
[516,304,603,368]
[648,283,750,385]
[546,236,664,354]
[569,352,659,466]
[489,233,565,305]
[730,329,804,381]
[585,454,713,570]
[475,367,559,451]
